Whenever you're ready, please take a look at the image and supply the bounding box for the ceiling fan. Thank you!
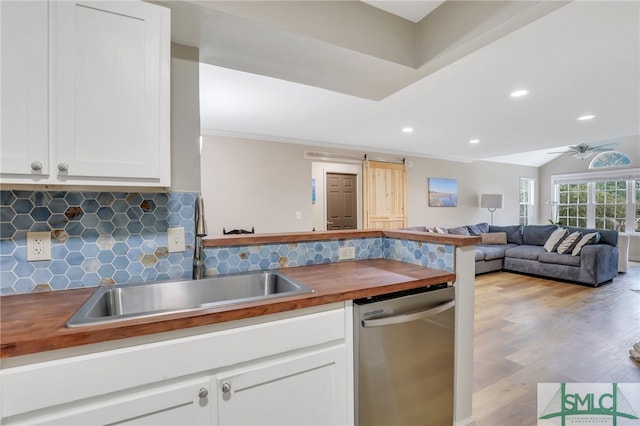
[548,142,617,160]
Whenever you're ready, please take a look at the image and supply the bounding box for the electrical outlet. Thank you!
[167,227,186,252]
[27,231,51,261]
[295,211,302,220]
[338,246,355,260]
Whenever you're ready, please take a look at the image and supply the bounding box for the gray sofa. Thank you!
[405,223,620,287]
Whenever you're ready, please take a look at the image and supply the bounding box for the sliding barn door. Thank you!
[363,160,407,229]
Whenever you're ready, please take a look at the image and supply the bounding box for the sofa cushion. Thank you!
[556,231,581,254]
[448,226,470,235]
[477,246,508,261]
[467,223,490,236]
[572,232,601,256]
[504,245,545,261]
[538,252,581,267]
[481,232,507,245]
[522,224,559,246]
[543,228,568,252]
[489,225,523,244]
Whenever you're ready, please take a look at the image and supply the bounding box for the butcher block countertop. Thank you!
[0,259,455,359]
[204,229,480,247]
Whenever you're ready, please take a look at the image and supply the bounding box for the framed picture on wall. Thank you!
[428,177,458,207]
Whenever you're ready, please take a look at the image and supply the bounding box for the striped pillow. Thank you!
[544,228,567,252]
[572,232,601,256]
[556,231,581,254]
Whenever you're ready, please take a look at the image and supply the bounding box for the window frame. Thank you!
[519,177,535,225]
[550,168,640,234]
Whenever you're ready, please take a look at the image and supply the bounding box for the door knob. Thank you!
[30,161,43,171]
[57,163,69,172]
[221,381,231,393]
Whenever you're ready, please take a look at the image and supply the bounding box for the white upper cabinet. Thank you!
[0,1,171,187]
[0,1,50,178]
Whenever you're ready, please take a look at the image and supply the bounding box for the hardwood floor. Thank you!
[472,262,640,426]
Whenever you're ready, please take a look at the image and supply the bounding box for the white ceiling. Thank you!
[361,1,445,23]
[189,1,640,167]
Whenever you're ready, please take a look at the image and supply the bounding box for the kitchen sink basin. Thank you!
[66,271,314,327]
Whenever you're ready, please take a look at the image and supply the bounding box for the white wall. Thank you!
[201,136,539,234]
[201,136,313,235]
[406,158,538,227]
[170,43,201,192]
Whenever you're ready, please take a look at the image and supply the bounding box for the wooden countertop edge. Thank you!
[0,260,456,358]
[203,229,479,247]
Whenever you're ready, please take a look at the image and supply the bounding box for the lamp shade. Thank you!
[480,194,504,209]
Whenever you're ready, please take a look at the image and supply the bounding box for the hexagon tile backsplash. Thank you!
[0,190,455,295]
[0,190,197,295]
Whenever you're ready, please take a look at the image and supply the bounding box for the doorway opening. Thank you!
[326,173,358,230]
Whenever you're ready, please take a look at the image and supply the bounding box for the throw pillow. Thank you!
[572,232,601,256]
[480,232,507,245]
[556,231,581,254]
[543,228,568,252]
[448,226,470,236]
[467,223,490,236]
[434,226,448,234]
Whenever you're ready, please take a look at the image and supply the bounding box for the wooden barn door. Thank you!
[363,160,407,229]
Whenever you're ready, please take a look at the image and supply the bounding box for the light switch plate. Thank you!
[27,231,51,261]
[167,227,186,252]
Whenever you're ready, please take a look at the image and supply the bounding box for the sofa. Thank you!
[404,223,621,287]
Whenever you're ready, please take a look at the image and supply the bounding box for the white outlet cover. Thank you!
[27,231,52,261]
[167,227,186,252]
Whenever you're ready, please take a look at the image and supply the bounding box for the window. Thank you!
[557,183,588,227]
[519,178,535,225]
[594,181,626,230]
[551,169,640,233]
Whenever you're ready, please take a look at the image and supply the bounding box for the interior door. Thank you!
[363,160,407,229]
[326,172,358,230]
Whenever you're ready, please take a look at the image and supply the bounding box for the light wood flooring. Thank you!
[472,262,640,426]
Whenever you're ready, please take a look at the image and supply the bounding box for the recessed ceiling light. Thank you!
[402,127,414,134]
[469,139,480,144]
[577,114,596,121]
[510,89,529,98]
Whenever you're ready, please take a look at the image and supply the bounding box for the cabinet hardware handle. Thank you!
[57,163,69,172]
[221,381,231,393]
[198,388,208,399]
[30,161,43,171]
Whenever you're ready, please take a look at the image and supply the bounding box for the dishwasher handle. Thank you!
[362,300,455,328]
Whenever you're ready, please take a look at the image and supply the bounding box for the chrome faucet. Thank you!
[193,195,208,280]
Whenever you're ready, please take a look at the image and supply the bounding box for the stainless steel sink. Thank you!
[66,271,314,327]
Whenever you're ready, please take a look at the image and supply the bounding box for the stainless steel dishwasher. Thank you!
[354,284,455,426]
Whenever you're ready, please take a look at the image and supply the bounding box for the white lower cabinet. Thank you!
[0,304,352,426]
[215,345,347,426]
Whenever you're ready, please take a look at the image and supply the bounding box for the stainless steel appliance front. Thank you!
[354,285,455,426]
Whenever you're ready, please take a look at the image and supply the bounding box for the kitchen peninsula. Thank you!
[1,229,478,426]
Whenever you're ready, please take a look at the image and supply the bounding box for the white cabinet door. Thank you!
[0,1,49,177]
[8,378,212,426]
[215,345,349,426]
[52,1,170,184]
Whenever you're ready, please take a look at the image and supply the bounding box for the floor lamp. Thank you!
[480,194,503,225]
